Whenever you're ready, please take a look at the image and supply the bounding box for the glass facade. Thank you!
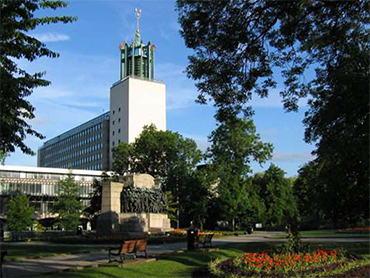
[38,112,110,170]
[0,166,104,218]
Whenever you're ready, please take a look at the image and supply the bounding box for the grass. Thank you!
[272,229,370,239]
[41,241,370,278]
[0,243,107,260]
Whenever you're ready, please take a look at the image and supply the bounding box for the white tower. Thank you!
[109,9,166,166]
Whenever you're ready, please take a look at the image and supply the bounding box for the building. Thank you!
[37,10,166,171]
[37,112,110,171]
[0,165,105,229]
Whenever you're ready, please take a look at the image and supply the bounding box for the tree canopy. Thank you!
[177,0,368,117]
[7,194,34,232]
[53,173,83,231]
[0,0,76,155]
[253,164,298,229]
[206,117,273,230]
[112,125,202,193]
[112,125,203,227]
[177,0,369,227]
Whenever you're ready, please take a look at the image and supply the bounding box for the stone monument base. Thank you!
[96,174,172,235]
[97,212,171,235]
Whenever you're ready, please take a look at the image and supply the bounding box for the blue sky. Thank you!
[6,0,315,177]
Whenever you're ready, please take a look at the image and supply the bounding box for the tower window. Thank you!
[118,118,121,123]
[118,107,121,112]
[113,120,115,125]
[113,110,115,115]
[118,129,121,133]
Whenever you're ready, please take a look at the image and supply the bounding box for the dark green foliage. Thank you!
[206,117,273,230]
[53,173,83,231]
[0,151,7,165]
[83,178,102,218]
[7,194,34,232]
[0,0,77,155]
[177,0,369,228]
[253,164,298,229]
[178,170,214,229]
[177,0,369,115]
[112,125,202,186]
[293,161,324,229]
[112,125,203,225]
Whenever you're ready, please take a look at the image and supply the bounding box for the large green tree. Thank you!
[206,117,272,230]
[7,194,34,232]
[112,125,203,226]
[177,0,369,227]
[112,125,202,193]
[253,164,298,229]
[53,173,83,231]
[293,161,324,229]
[177,0,368,115]
[0,0,76,155]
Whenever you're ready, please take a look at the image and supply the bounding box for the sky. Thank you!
[6,0,315,177]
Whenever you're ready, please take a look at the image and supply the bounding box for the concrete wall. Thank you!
[109,77,166,168]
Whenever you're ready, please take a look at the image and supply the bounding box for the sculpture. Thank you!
[121,186,168,214]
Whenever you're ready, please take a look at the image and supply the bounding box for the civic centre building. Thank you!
[37,12,166,171]
[1,11,167,229]
[0,165,104,229]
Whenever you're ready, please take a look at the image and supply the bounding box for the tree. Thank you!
[0,0,77,155]
[7,194,34,232]
[177,0,369,227]
[253,164,298,229]
[112,125,202,194]
[112,125,203,227]
[177,0,368,115]
[53,173,83,231]
[293,161,324,229]
[0,151,7,165]
[178,169,214,229]
[206,117,272,230]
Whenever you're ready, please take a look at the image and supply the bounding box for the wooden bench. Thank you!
[108,239,148,263]
[0,251,7,278]
[135,239,148,258]
[198,233,214,248]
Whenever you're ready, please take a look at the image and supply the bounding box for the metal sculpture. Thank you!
[121,186,168,214]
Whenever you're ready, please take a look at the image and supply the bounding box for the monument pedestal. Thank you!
[97,174,172,235]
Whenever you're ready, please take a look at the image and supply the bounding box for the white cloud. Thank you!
[156,62,199,110]
[32,32,70,43]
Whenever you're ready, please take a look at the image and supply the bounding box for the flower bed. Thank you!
[210,249,369,278]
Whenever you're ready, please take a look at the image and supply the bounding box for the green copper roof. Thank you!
[119,8,155,80]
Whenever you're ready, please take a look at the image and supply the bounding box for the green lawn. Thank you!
[1,244,107,260]
[42,241,370,278]
[273,229,370,238]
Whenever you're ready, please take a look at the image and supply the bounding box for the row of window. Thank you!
[43,141,103,163]
[112,118,121,125]
[111,139,121,147]
[112,107,121,115]
[0,171,97,181]
[58,163,103,171]
[43,123,103,151]
[112,129,121,136]
[43,135,103,160]
[0,182,93,197]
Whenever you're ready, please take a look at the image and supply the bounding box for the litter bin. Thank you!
[77,227,83,236]
[247,226,254,234]
[187,229,198,251]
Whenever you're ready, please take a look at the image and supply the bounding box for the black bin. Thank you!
[187,229,198,251]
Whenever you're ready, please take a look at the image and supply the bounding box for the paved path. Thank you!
[1,232,368,277]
